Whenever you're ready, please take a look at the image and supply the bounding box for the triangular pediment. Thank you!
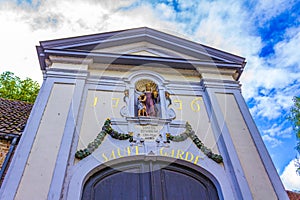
[130,50,160,57]
[90,41,202,60]
[37,27,246,80]
[38,27,245,63]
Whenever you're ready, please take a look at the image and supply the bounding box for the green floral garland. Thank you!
[166,122,223,163]
[75,118,133,159]
[75,119,223,164]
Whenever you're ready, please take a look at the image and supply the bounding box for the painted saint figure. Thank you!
[144,83,158,117]
[137,83,159,117]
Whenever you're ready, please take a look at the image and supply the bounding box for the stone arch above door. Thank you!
[82,158,219,200]
[67,156,235,199]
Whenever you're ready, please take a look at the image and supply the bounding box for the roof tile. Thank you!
[0,98,33,135]
[287,190,300,200]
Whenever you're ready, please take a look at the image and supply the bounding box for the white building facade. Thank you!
[0,28,288,199]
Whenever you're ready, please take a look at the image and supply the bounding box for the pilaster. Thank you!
[232,90,289,199]
[47,70,88,200]
[0,77,55,200]
[201,78,252,200]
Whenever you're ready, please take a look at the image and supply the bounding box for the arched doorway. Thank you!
[82,157,219,200]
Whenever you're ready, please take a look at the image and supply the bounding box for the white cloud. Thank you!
[156,3,176,20]
[262,122,293,138]
[262,135,282,148]
[0,0,183,83]
[249,95,283,120]
[253,0,296,25]
[250,88,298,119]
[242,44,300,120]
[280,159,300,191]
[270,27,300,71]
[194,0,259,56]
[177,0,195,10]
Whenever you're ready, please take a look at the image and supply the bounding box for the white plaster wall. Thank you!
[77,92,218,156]
[15,83,75,200]
[89,65,201,83]
[215,93,277,199]
[77,90,125,150]
[170,95,219,154]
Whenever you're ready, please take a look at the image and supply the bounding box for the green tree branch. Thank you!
[289,96,300,175]
[0,71,40,103]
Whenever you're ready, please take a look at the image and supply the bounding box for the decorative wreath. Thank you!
[75,118,223,164]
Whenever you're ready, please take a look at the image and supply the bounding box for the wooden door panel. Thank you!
[161,169,207,200]
[82,160,219,200]
[93,170,140,200]
[82,163,151,200]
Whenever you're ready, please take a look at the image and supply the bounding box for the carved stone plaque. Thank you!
[135,125,163,142]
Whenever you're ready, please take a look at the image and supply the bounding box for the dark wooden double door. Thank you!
[82,160,219,200]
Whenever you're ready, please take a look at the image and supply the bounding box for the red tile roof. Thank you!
[287,190,300,200]
[0,98,33,134]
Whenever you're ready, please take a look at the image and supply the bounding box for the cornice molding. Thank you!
[37,27,246,81]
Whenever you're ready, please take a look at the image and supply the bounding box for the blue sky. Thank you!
[0,0,299,190]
